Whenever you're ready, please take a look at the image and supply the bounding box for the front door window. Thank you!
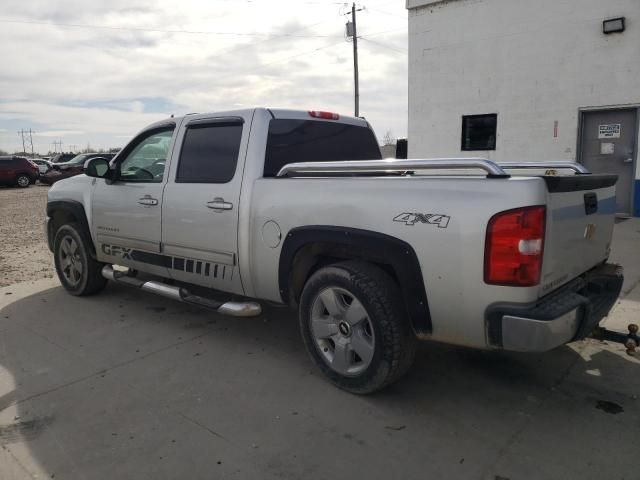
[118,129,174,183]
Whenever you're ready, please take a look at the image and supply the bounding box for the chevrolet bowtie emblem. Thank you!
[584,223,596,240]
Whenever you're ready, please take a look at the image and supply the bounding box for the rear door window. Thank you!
[264,119,381,177]
[176,121,243,183]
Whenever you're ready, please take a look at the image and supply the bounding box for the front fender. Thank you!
[46,200,93,254]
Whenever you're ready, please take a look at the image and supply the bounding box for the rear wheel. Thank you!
[16,174,31,188]
[299,261,417,394]
[54,223,107,296]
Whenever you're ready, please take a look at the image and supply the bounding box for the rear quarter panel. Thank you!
[248,175,547,349]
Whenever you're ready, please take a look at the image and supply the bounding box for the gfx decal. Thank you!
[101,243,132,259]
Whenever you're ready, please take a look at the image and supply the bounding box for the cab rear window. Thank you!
[263,119,381,177]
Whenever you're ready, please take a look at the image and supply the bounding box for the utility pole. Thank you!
[18,129,26,154]
[52,140,63,153]
[18,129,35,155]
[345,3,363,117]
[28,129,34,156]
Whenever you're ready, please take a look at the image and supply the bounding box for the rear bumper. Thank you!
[486,263,623,352]
[39,176,57,185]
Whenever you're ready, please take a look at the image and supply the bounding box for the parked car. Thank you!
[31,158,53,175]
[0,155,39,187]
[46,108,623,393]
[40,153,115,185]
[49,153,76,164]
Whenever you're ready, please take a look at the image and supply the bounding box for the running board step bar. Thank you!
[101,265,262,317]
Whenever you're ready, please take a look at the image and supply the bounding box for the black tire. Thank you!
[53,223,107,296]
[16,174,31,188]
[299,261,417,394]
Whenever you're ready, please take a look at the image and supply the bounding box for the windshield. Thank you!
[67,154,88,165]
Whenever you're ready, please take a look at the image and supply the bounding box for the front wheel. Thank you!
[54,223,107,296]
[299,261,417,394]
[16,174,31,188]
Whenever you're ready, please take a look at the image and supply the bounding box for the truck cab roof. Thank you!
[150,108,370,131]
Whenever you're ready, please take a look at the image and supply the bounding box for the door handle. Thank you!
[207,197,233,211]
[623,157,633,164]
[138,195,158,206]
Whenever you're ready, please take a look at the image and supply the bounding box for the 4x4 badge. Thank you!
[393,213,450,228]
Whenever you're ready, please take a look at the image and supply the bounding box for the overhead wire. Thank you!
[360,37,407,54]
[364,6,407,20]
[208,16,343,59]
[0,4,408,94]
[0,18,341,38]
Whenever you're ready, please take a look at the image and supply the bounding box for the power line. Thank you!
[245,40,346,73]
[365,6,407,20]
[360,27,406,38]
[0,18,340,38]
[190,0,348,4]
[360,37,407,54]
[207,16,340,60]
[211,33,404,84]
[187,38,346,90]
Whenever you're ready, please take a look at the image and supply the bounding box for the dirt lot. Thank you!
[0,185,54,287]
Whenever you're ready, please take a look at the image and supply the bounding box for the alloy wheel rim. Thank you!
[58,235,83,286]
[310,287,375,377]
[17,176,29,186]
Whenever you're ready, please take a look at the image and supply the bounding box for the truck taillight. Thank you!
[308,110,339,120]
[484,206,546,287]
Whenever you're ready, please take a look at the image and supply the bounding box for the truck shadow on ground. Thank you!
[0,282,637,479]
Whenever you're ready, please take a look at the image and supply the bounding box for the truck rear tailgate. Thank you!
[540,174,618,297]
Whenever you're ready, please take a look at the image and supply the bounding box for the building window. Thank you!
[461,114,497,151]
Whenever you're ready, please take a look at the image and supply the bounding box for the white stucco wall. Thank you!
[407,0,639,168]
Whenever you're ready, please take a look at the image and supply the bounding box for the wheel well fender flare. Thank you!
[46,200,94,255]
[278,226,432,335]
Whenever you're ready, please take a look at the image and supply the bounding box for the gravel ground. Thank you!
[0,184,54,287]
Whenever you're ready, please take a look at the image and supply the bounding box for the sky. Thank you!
[0,0,407,154]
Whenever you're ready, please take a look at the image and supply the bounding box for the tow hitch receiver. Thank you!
[592,324,639,355]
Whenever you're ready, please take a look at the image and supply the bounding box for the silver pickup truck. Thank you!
[46,108,623,393]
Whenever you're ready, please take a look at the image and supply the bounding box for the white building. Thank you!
[406,0,640,216]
